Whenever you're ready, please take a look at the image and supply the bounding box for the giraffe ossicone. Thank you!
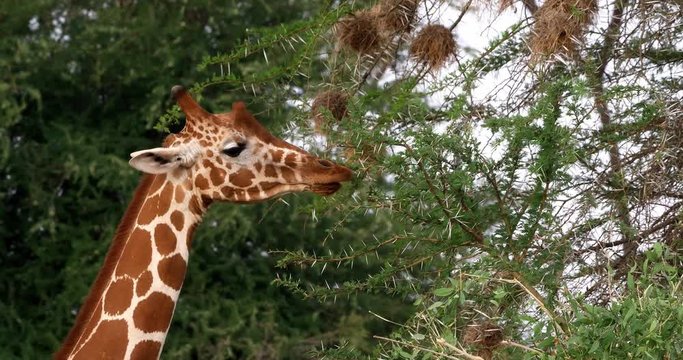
[55,86,352,360]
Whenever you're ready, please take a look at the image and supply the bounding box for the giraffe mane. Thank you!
[55,174,157,359]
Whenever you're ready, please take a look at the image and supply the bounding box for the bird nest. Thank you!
[529,0,597,60]
[463,321,504,354]
[337,9,385,54]
[409,24,457,70]
[311,90,349,134]
[378,0,420,34]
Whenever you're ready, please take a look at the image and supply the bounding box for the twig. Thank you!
[510,273,569,336]
[374,335,463,360]
[436,338,485,360]
[449,0,473,32]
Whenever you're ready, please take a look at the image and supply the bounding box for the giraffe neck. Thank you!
[56,173,206,360]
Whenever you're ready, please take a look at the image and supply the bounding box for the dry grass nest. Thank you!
[409,24,456,70]
[463,322,504,349]
[529,0,598,60]
[337,10,385,54]
[378,0,420,34]
[311,90,349,133]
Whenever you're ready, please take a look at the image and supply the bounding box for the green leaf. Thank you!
[428,301,445,311]
[434,287,455,297]
[399,349,413,359]
[589,340,601,353]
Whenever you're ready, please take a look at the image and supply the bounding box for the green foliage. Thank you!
[219,1,680,359]
[0,1,405,358]
[561,246,682,359]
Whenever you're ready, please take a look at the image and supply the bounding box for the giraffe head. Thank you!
[129,86,352,203]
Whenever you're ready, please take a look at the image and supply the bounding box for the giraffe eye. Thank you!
[222,143,246,157]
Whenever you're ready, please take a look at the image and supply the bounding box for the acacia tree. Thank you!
[186,0,682,358]
[0,1,408,359]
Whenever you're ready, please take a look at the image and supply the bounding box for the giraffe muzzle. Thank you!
[305,159,352,195]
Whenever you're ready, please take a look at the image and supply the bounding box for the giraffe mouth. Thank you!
[303,160,352,195]
[309,182,342,196]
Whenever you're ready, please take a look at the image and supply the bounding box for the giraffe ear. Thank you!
[129,145,199,174]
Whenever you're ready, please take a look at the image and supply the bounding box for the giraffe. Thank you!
[55,86,353,360]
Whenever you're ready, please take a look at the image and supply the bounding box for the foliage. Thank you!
[562,245,682,359]
[0,1,408,358]
[186,0,680,358]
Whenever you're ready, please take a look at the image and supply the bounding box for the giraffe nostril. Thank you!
[318,159,334,168]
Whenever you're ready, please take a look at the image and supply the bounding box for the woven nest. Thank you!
[337,10,385,54]
[463,322,504,349]
[529,0,597,60]
[378,0,420,33]
[311,90,349,134]
[476,348,494,360]
[409,24,456,70]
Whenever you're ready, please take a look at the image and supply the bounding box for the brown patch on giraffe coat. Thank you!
[186,223,198,248]
[221,186,234,198]
[162,134,177,147]
[272,149,284,162]
[130,340,162,360]
[139,181,174,225]
[136,270,153,297]
[71,320,128,360]
[264,165,277,178]
[71,300,103,353]
[229,168,255,187]
[157,254,187,290]
[206,149,214,157]
[254,162,263,173]
[201,195,213,209]
[210,166,227,186]
[284,153,298,168]
[259,181,280,191]
[103,278,134,315]
[174,185,185,203]
[170,210,184,231]
[158,182,174,215]
[154,223,176,255]
[189,195,202,215]
[188,194,211,216]
[202,159,212,168]
[115,228,152,278]
[137,196,159,225]
[280,167,296,182]
[195,174,210,189]
[148,175,166,195]
[133,292,175,333]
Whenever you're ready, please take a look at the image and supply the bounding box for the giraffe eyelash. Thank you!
[222,142,247,157]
